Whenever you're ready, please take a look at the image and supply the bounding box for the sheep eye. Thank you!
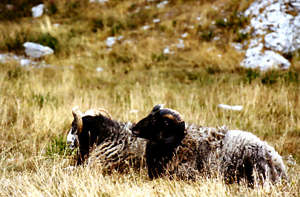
[71,123,77,134]
[163,120,169,126]
[151,119,156,125]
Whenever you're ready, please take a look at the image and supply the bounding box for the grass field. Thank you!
[0,0,299,196]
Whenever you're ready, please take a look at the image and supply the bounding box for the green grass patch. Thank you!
[46,135,74,157]
[31,92,59,109]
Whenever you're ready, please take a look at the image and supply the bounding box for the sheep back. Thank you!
[219,130,287,185]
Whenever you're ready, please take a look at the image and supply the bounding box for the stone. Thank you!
[239,0,299,71]
[31,4,44,18]
[23,42,54,58]
[218,104,243,111]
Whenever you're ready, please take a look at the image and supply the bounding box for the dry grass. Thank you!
[0,0,299,196]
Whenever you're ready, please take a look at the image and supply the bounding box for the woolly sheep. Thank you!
[66,107,146,172]
[132,104,287,186]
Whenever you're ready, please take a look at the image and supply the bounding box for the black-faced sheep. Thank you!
[66,107,146,172]
[131,104,287,186]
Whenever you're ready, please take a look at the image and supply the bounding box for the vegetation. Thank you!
[0,0,299,196]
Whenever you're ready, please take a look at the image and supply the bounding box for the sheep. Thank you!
[131,104,287,186]
[66,106,146,172]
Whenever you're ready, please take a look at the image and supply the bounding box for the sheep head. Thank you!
[66,106,112,150]
[132,104,185,145]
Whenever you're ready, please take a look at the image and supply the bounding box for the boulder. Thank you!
[31,4,44,18]
[240,0,300,70]
[23,42,54,58]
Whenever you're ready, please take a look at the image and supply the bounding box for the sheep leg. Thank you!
[237,159,255,187]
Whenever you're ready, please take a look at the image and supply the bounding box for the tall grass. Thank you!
[0,0,299,196]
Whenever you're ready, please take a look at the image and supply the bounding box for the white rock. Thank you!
[181,33,188,38]
[23,42,54,58]
[294,15,300,48]
[0,54,8,63]
[239,0,300,71]
[90,0,108,3]
[176,39,185,49]
[0,53,61,69]
[248,37,262,48]
[153,18,160,23]
[142,25,151,30]
[244,0,300,52]
[0,53,25,64]
[157,1,168,8]
[32,4,44,18]
[163,47,170,54]
[218,104,243,111]
[106,37,116,47]
[20,59,32,66]
[290,1,300,11]
[96,67,103,72]
[241,49,290,71]
[231,43,244,51]
[213,36,220,41]
[163,47,174,54]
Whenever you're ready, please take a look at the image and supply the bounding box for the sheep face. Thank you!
[132,104,185,145]
[67,107,83,149]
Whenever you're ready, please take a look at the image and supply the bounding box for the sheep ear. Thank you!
[72,106,83,134]
[151,104,164,115]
